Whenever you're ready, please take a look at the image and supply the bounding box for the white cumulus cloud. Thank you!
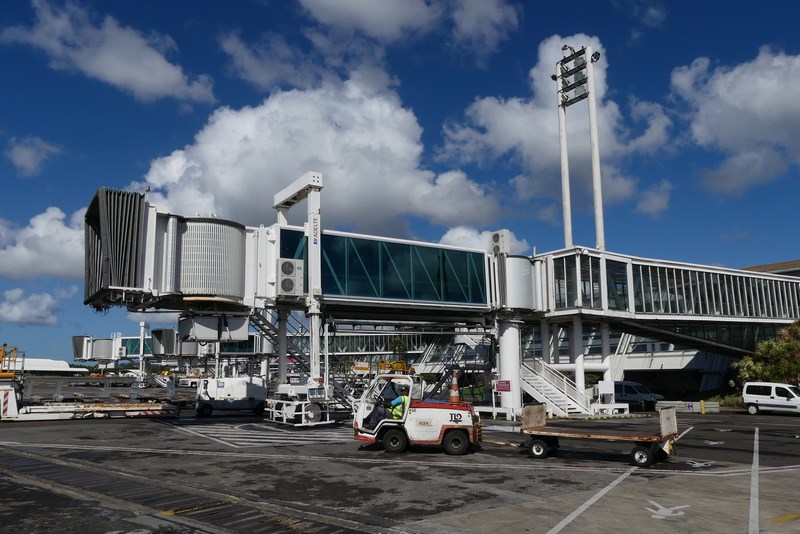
[4,135,61,176]
[298,0,443,42]
[297,0,517,62]
[442,33,671,212]
[139,72,500,236]
[219,32,326,92]
[670,47,800,195]
[0,0,214,103]
[450,0,519,63]
[635,179,673,217]
[0,286,76,326]
[0,207,84,280]
[439,226,530,255]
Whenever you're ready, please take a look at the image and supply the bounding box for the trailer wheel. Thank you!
[196,404,212,418]
[746,404,759,415]
[253,403,265,416]
[528,439,549,459]
[631,445,653,467]
[383,429,407,453]
[443,430,469,455]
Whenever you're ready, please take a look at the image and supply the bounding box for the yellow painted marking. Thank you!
[161,504,214,516]
[771,510,800,524]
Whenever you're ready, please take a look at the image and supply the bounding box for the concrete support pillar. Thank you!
[572,316,585,391]
[498,319,522,416]
[601,322,611,382]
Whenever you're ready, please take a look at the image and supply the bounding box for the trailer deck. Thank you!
[520,404,678,467]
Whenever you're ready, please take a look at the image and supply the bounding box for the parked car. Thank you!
[614,381,664,410]
[742,382,800,415]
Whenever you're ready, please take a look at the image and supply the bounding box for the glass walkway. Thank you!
[280,228,799,354]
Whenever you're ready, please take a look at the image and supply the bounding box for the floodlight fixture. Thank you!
[591,51,601,63]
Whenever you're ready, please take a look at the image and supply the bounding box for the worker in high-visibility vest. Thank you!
[389,386,410,419]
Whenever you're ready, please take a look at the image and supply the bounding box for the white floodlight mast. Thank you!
[554,45,606,251]
[557,84,573,249]
[273,171,324,381]
[586,46,605,251]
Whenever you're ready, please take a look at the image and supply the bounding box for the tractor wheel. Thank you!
[443,430,469,455]
[196,404,213,418]
[383,429,408,453]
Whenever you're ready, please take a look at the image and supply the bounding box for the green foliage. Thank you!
[388,337,407,356]
[708,394,743,408]
[732,319,800,385]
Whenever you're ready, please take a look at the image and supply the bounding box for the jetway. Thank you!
[83,172,800,419]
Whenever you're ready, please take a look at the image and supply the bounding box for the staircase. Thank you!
[152,374,170,388]
[249,311,354,411]
[520,359,591,417]
[411,336,467,398]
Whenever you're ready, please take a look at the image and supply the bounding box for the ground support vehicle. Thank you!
[264,382,343,427]
[353,373,482,455]
[520,404,678,467]
[1,382,178,422]
[195,376,269,417]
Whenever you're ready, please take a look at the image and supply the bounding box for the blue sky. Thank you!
[1,0,799,361]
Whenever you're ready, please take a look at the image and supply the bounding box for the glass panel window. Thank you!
[606,259,629,311]
[381,242,412,300]
[412,246,441,301]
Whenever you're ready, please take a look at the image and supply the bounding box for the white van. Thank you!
[614,381,664,410]
[742,382,800,415]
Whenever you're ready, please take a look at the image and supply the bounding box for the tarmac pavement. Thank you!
[1,408,799,533]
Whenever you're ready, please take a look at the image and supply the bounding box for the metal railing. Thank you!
[527,358,591,413]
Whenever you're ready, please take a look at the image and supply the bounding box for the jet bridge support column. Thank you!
[601,321,611,382]
[498,318,522,417]
[273,171,323,384]
[278,310,288,383]
[572,316,585,391]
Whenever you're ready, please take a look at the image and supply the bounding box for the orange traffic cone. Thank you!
[449,369,460,402]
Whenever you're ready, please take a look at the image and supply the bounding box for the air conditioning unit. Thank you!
[491,229,510,255]
[277,259,305,297]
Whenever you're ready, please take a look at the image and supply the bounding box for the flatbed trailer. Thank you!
[1,383,178,422]
[520,404,678,467]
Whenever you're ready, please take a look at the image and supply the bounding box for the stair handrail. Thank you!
[526,358,591,412]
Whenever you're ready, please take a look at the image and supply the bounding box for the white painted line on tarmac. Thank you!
[160,421,241,448]
[545,466,637,534]
[749,427,759,534]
